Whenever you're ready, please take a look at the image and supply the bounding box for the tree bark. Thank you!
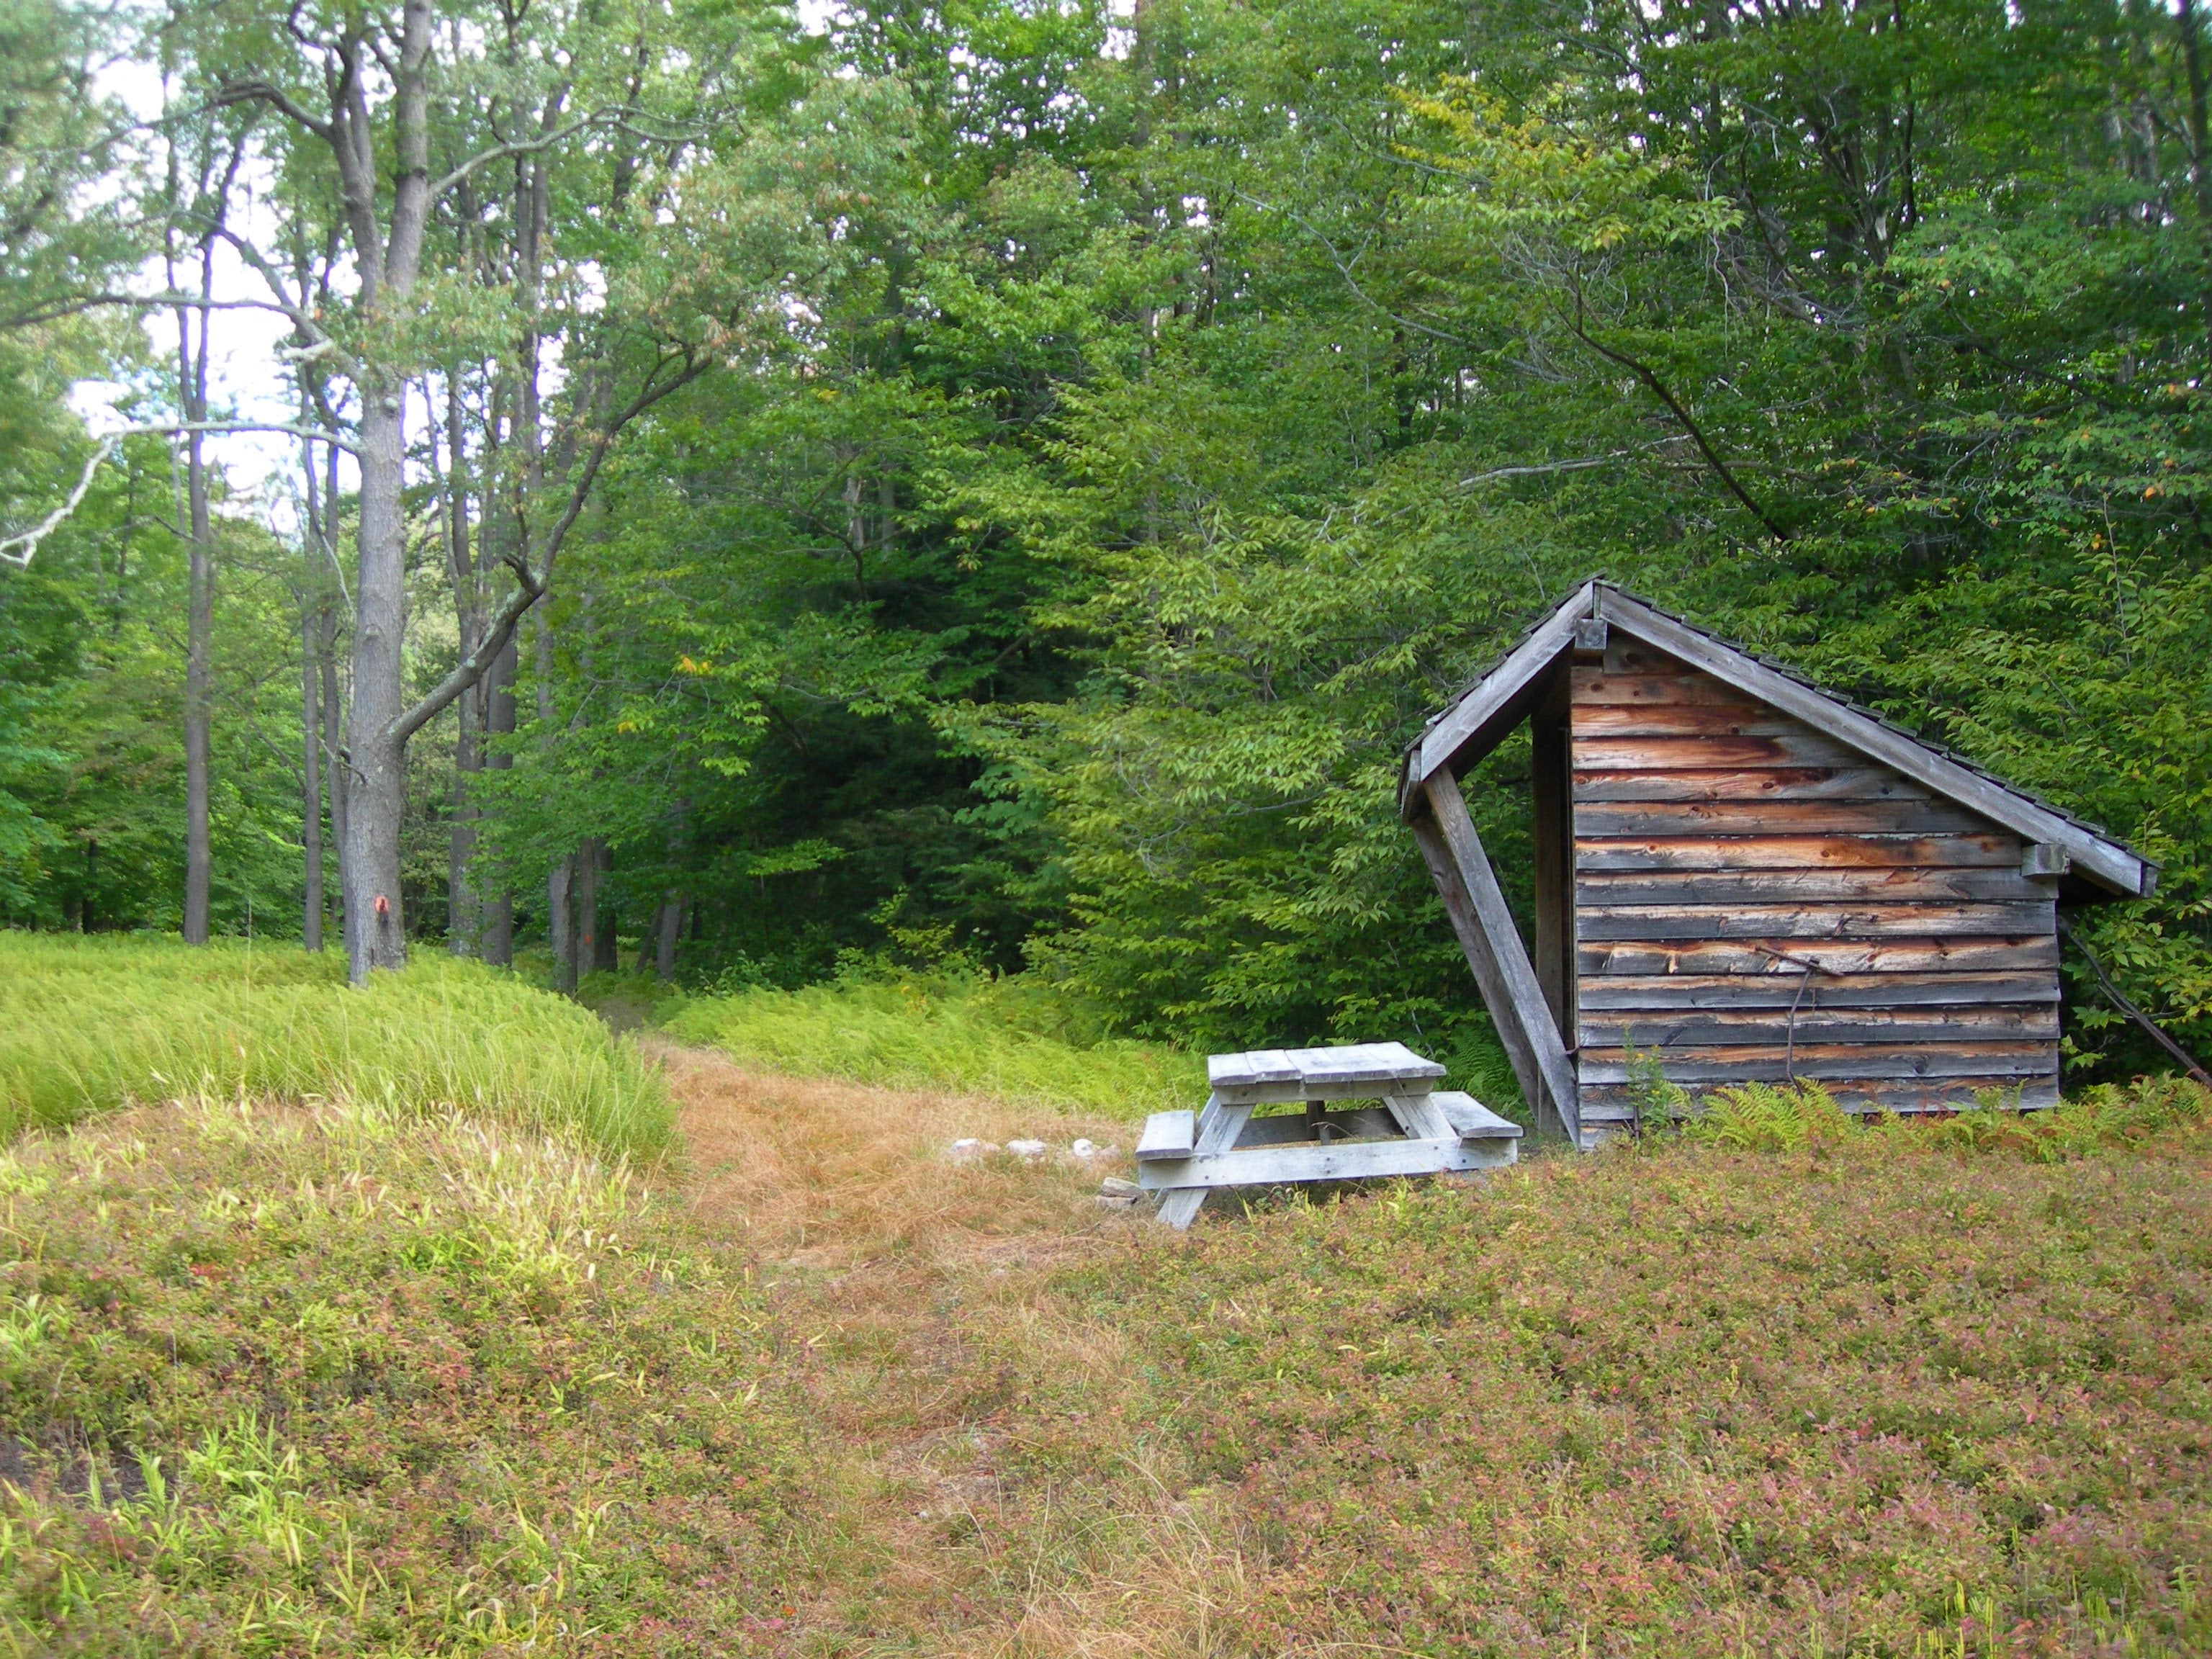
[477,632,518,964]
[655,897,682,981]
[339,375,413,976]
[178,285,215,945]
[591,838,617,971]
[300,603,323,950]
[320,606,348,937]
[442,375,482,956]
[549,851,577,992]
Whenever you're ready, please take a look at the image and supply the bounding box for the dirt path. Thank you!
[655,1043,1230,1653]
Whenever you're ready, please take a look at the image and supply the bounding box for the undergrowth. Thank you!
[657,970,1202,1115]
[958,1096,2212,1656]
[0,932,670,1156]
[0,1097,822,1655]
[1671,1075,2212,1159]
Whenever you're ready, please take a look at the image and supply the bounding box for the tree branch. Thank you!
[213,78,334,141]
[1,292,305,331]
[427,111,608,199]
[387,349,709,745]
[1567,289,1791,542]
[0,440,112,567]
[3,418,360,569]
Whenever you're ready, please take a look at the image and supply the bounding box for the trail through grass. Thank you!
[0,932,670,1156]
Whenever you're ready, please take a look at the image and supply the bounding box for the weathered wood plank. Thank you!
[1593,590,2154,896]
[1577,1004,2061,1049]
[1416,774,1582,1141]
[1574,798,1997,837]
[1572,669,1760,706]
[1573,702,1797,737]
[1136,1133,1516,1193]
[1574,732,1872,772]
[1208,1050,1299,1089]
[1578,935,2060,976]
[1431,1090,1525,1140]
[1574,970,2062,1011]
[1575,899,2055,943]
[1575,1040,2058,1084]
[1292,1042,1446,1086]
[1573,767,1936,803]
[1578,1074,2063,1117]
[1155,1094,1253,1229]
[1573,832,2019,872]
[1576,867,2048,905]
[1135,1110,1196,1161]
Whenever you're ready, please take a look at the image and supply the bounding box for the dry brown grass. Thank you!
[659,1040,1271,1658]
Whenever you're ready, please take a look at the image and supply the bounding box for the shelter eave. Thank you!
[1399,583,2157,902]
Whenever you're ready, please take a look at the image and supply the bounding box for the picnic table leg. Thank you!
[1156,1093,1249,1231]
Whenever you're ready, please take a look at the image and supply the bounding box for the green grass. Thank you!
[0,1097,820,1654]
[0,932,671,1158]
[657,971,1202,1114]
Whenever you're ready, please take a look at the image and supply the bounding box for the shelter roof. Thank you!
[1398,581,2157,900]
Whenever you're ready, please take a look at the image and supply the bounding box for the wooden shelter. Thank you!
[1401,583,2157,1148]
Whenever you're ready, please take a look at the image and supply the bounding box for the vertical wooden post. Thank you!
[1529,669,1573,1043]
[1416,772,1582,1143]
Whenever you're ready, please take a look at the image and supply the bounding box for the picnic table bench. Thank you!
[1134,1042,1521,1228]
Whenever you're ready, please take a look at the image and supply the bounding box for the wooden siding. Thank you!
[1570,650,2062,1118]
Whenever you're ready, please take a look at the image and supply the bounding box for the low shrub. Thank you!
[0,1097,817,1654]
[0,932,671,1157]
[658,970,1201,1115]
[965,1112,2212,1656]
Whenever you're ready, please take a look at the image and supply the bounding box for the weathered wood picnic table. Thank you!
[1134,1042,1521,1229]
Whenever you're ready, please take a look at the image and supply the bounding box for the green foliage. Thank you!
[1920,1074,2212,1162]
[1679,1079,1858,1153]
[659,969,1200,1114]
[0,1097,809,1653]
[0,932,670,1156]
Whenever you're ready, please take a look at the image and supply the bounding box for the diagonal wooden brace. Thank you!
[1413,772,1583,1144]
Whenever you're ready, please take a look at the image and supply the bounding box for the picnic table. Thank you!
[1134,1042,1521,1229]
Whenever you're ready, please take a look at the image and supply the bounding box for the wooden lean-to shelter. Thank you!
[1401,583,2157,1148]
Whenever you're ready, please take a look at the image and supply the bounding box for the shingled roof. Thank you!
[1398,581,2157,901]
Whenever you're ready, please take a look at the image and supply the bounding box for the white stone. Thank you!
[948,1138,998,1162]
[1069,1138,1100,1158]
[1100,1177,1141,1197]
[1006,1138,1048,1159]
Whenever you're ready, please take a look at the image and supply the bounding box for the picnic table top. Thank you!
[1206,1042,1447,1092]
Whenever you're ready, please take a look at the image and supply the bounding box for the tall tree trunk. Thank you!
[575,836,603,979]
[340,377,411,979]
[300,605,323,950]
[549,851,577,993]
[442,377,482,956]
[178,297,214,944]
[591,838,617,971]
[320,606,348,945]
[655,897,682,981]
[181,426,213,944]
[477,633,518,965]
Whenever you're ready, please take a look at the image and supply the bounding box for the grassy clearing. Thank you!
[0,932,670,1156]
[657,972,1201,1115]
[0,1097,822,1654]
[817,1077,2212,1658]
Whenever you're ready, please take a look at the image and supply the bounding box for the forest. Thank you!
[4,0,2210,1078]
